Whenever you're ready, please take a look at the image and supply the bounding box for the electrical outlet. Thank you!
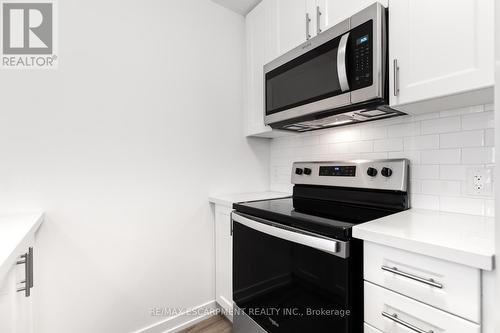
[466,167,493,196]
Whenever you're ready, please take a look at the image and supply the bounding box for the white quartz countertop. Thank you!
[353,209,495,270]
[209,191,291,207]
[0,213,44,283]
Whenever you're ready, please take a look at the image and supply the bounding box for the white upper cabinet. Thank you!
[305,0,319,38]
[318,0,387,31]
[389,0,494,112]
[276,0,322,55]
[277,0,307,54]
[245,0,280,137]
[276,0,386,54]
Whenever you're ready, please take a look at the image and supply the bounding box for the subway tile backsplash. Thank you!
[269,104,495,216]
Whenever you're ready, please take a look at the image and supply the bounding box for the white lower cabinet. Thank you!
[0,238,35,333]
[0,265,17,332]
[364,242,480,322]
[363,242,483,333]
[214,205,233,316]
[364,323,383,333]
[364,281,480,333]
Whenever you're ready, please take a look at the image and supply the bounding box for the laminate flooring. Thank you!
[178,315,232,333]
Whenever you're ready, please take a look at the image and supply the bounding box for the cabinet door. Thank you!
[389,0,494,107]
[0,266,16,333]
[13,255,33,333]
[305,0,318,38]
[215,206,233,314]
[365,281,480,333]
[245,0,279,137]
[319,0,387,31]
[364,323,384,333]
[0,245,34,333]
[277,0,307,54]
[364,242,480,323]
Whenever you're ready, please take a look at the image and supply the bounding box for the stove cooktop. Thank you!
[233,197,400,241]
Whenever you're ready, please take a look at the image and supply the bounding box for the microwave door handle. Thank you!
[337,32,350,92]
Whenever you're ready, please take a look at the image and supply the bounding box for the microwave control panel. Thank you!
[349,20,373,90]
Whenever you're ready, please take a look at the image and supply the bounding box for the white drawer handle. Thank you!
[381,266,443,289]
[382,312,434,333]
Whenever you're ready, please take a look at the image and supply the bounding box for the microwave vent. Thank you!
[280,107,405,132]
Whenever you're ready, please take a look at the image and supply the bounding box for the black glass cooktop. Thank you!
[233,197,400,241]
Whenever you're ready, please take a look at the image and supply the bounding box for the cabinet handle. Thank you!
[382,312,434,333]
[381,266,443,289]
[230,212,233,236]
[28,247,34,288]
[306,13,311,40]
[393,59,400,96]
[316,6,322,34]
[16,251,31,297]
[16,254,26,266]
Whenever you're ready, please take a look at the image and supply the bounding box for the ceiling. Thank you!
[211,0,262,16]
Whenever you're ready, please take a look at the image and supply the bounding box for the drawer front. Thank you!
[364,242,480,322]
[365,323,384,333]
[365,281,480,333]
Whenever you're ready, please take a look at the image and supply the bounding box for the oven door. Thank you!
[232,212,362,333]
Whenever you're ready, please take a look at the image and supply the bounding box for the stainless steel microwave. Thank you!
[264,2,404,132]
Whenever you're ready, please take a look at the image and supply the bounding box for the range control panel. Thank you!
[319,165,356,177]
[292,159,409,192]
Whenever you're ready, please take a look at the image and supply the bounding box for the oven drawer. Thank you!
[364,323,383,333]
[365,281,480,333]
[364,242,480,323]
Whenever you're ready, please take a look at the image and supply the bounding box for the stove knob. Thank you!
[304,168,312,175]
[381,167,393,178]
[367,167,378,177]
[295,168,304,175]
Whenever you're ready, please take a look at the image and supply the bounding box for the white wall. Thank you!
[495,0,500,330]
[270,105,495,216]
[0,1,270,332]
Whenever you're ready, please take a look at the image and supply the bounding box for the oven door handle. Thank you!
[337,32,350,92]
[232,212,348,258]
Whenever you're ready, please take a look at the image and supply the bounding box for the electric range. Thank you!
[231,159,410,333]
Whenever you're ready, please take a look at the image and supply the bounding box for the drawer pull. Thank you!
[382,312,434,333]
[381,266,443,289]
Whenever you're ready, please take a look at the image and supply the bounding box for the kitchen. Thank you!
[0,0,498,332]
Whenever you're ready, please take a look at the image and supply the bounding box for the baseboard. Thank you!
[215,300,233,323]
[133,300,218,333]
